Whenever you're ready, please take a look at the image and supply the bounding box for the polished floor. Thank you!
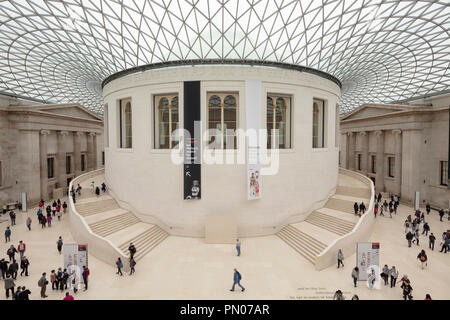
[0,199,449,300]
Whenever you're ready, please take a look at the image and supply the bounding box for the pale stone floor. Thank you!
[0,200,449,300]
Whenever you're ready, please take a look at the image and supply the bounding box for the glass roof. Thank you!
[0,0,449,114]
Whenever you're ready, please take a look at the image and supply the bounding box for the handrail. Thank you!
[315,168,375,270]
[68,169,130,270]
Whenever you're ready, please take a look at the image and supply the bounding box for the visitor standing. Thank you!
[351,267,359,287]
[337,249,344,268]
[50,270,57,290]
[4,274,15,299]
[230,268,245,292]
[374,203,378,218]
[425,203,431,215]
[9,211,16,226]
[90,181,95,194]
[0,259,8,279]
[39,272,48,298]
[381,265,389,286]
[359,202,366,214]
[63,292,74,300]
[236,239,241,256]
[402,282,413,300]
[422,222,430,236]
[5,226,11,243]
[128,243,136,259]
[406,231,414,247]
[95,186,100,197]
[47,215,52,227]
[62,202,67,213]
[8,260,18,280]
[17,241,26,260]
[429,233,436,250]
[129,258,136,275]
[82,266,89,291]
[7,245,18,261]
[439,208,444,221]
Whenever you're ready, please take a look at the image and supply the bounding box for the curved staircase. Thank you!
[72,173,168,261]
[277,171,372,267]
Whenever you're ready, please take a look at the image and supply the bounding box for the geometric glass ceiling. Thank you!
[0,0,449,115]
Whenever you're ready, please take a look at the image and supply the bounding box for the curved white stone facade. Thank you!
[103,65,341,237]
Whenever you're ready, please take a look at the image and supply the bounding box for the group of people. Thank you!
[38,264,89,299]
[70,181,107,203]
[36,199,68,228]
[375,194,399,218]
[353,202,366,217]
[115,242,137,276]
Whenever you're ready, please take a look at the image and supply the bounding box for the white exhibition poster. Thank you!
[246,80,262,200]
[64,243,88,270]
[356,242,380,281]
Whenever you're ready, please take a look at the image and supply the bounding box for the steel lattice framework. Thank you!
[0,0,449,114]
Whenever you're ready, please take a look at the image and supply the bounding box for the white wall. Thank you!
[103,65,341,237]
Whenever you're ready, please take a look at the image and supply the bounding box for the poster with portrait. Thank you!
[64,243,88,269]
[248,165,261,200]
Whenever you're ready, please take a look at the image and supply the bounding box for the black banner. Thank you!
[184,81,201,200]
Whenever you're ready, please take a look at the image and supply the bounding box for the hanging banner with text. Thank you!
[356,242,380,281]
[246,80,262,200]
[184,81,201,200]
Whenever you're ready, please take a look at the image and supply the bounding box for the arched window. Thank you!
[313,99,325,148]
[118,98,132,148]
[154,94,179,149]
[267,95,291,149]
[207,93,238,149]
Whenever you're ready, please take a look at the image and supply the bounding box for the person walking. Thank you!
[374,202,378,218]
[8,260,18,280]
[39,272,48,298]
[404,220,409,233]
[116,258,123,276]
[4,274,15,299]
[20,256,29,276]
[359,202,366,214]
[56,205,61,221]
[425,203,431,215]
[0,259,8,279]
[406,231,414,247]
[439,234,448,253]
[52,200,57,215]
[377,192,382,203]
[62,202,67,214]
[17,240,26,261]
[230,268,245,292]
[26,217,32,231]
[101,182,106,193]
[351,267,359,287]
[383,200,388,212]
[7,245,18,261]
[412,229,420,246]
[5,226,11,243]
[82,266,89,291]
[90,181,95,194]
[402,282,413,300]
[381,265,389,286]
[9,211,16,226]
[57,236,63,254]
[128,243,136,260]
[422,222,430,236]
[236,239,241,257]
[129,258,136,275]
[417,250,427,269]
[337,249,344,268]
[439,208,444,221]
[389,266,398,288]
[429,233,436,251]
[354,202,359,215]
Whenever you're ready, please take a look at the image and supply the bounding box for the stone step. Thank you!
[335,186,371,199]
[84,208,129,225]
[277,229,317,264]
[305,216,354,236]
[75,199,119,216]
[324,198,358,215]
[89,212,141,237]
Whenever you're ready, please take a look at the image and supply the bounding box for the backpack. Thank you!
[38,278,42,287]
[420,255,426,262]
[237,272,242,280]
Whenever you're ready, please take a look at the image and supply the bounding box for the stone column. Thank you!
[57,131,69,189]
[393,129,403,197]
[92,133,98,170]
[375,130,385,192]
[73,132,83,177]
[359,131,369,175]
[39,130,50,200]
[87,132,94,171]
[348,132,356,171]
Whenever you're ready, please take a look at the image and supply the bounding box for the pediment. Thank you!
[342,105,405,121]
[39,105,102,121]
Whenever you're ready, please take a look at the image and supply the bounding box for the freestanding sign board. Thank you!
[356,242,380,281]
[64,244,88,270]
[184,81,201,200]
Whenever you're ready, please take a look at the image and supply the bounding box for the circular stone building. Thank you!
[102,61,341,237]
